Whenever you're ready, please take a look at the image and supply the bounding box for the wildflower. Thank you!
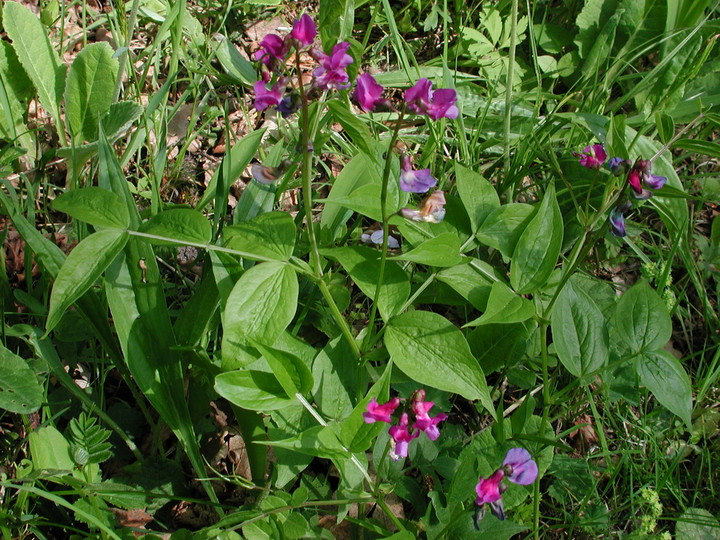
[405,78,458,120]
[276,92,301,117]
[609,200,631,237]
[388,413,419,461]
[608,157,631,176]
[399,155,437,193]
[627,158,667,200]
[312,42,354,90]
[353,73,388,112]
[253,80,283,111]
[361,229,400,250]
[290,14,316,48]
[363,397,400,424]
[411,389,448,441]
[574,144,607,169]
[253,34,287,67]
[400,190,446,223]
[475,448,538,521]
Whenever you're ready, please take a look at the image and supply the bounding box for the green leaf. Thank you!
[673,138,720,159]
[464,281,535,327]
[510,184,563,294]
[312,335,359,420]
[214,35,256,86]
[455,162,499,231]
[223,261,298,346]
[676,508,720,540]
[436,262,496,310]
[385,311,494,415]
[223,212,296,261]
[53,187,130,229]
[47,229,128,333]
[613,281,671,354]
[327,101,376,160]
[138,208,212,246]
[3,2,66,139]
[29,425,74,470]
[252,341,314,397]
[321,246,409,321]
[0,41,34,155]
[64,42,119,144]
[636,350,692,427]
[551,279,609,379]
[476,203,534,258]
[0,345,43,413]
[468,321,536,373]
[215,370,293,411]
[392,232,464,267]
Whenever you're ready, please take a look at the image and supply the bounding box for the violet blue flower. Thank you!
[353,73,387,112]
[312,42,354,90]
[290,14,316,48]
[609,207,627,237]
[608,157,630,176]
[399,155,437,193]
[253,80,283,111]
[574,144,607,169]
[253,34,287,67]
[411,390,448,441]
[475,448,538,522]
[363,397,400,424]
[277,92,301,117]
[405,78,458,120]
[388,413,419,461]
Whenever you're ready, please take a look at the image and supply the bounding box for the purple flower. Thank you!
[253,80,283,111]
[574,144,607,169]
[400,190,446,223]
[312,42,354,90]
[253,34,287,67]
[363,397,400,424]
[388,413,419,461]
[405,78,458,120]
[475,448,538,521]
[353,73,387,112]
[609,207,627,237]
[411,389,448,441]
[276,92,301,117]
[627,158,666,199]
[290,14,316,48]
[608,157,631,176]
[399,155,437,193]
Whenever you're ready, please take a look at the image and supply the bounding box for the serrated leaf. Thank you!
[138,208,212,245]
[510,184,563,294]
[64,42,119,144]
[613,281,671,354]
[392,232,464,267]
[464,281,535,327]
[47,229,128,333]
[551,279,609,378]
[455,162,499,231]
[223,211,296,261]
[636,350,692,426]
[0,345,43,413]
[385,311,494,415]
[53,187,129,229]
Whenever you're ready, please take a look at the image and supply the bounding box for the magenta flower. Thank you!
[312,42,354,90]
[253,80,283,111]
[475,448,538,521]
[353,73,387,112]
[399,155,437,193]
[290,14,316,48]
[253,34,287,67]
[363,397,400,424]
[411,389,448,441]
[388,413,419,461]
[574,144,607,169]
[626,158,666,199]
[405,78,458,120]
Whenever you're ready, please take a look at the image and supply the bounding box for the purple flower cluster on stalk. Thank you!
[405,78,459,120]
[363,389,447,461]
[475,448,538,522]
[311,42,354,90]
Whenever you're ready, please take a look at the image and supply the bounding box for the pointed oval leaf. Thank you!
[138,208,212,246]
[637,350,692,427]
[464,281,535,327]
[455,162,499,231]
[613,281,671,354]
[510,184,563,294]
[392,232,464,267]
[223,211,296,261]
[385,310,494,415]
[476,203,534,258]
[53,187,129,229]
[215,370,293,411]
[0,345,43,413]
[252,341,314,397]
[47,229,128,333]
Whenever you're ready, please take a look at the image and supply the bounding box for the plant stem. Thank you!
[502,0,519,201]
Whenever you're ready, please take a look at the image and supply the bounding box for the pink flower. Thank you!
[363,397,400,424]
[405,78,458,120]
[475,448,538,521]
[475,469,505,505]
[574,144,607,169]
[388,413,419,461]
[627,158,667,199]
[411,389,448,441]
[290,14,316,48]
[253,80,283,111]
[253,34,287,67]
[399,155,437,193]
[312,42,354,90]
[353,73,387,112]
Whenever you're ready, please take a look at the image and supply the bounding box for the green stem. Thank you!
[362,107,406,354]
[502,0,519,201]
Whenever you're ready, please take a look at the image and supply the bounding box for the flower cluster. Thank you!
[363,389,448,461]
[475,448,538,522]
[574,144,607,170]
